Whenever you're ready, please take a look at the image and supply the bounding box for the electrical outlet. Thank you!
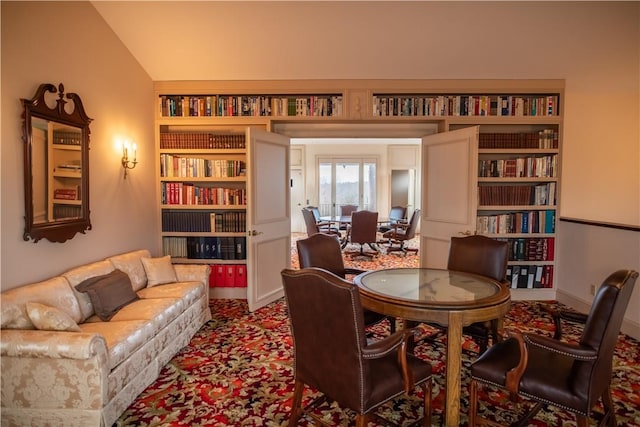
[590,284,596,296]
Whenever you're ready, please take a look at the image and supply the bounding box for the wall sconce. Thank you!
[121,141,138,179]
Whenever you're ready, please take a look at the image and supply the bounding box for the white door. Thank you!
[420,126,479,268]
[290,169,305,233]
[246,128,291,311]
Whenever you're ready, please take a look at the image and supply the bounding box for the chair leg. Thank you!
[422,377,432,427]
[355,414,370,427]
[289,379,305,426]
[601,385,617,427]
[469,379,478,427]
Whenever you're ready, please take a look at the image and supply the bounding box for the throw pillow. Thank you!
[25,302,81,332]
[141,255,177,287]
[75,269,139,321]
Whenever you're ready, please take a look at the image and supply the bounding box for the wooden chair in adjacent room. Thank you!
[296,232,394,332]
[281,267,432,427]
[469,269,638,427]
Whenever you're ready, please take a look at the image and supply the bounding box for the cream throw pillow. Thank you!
[141,256,177,287]
[25,302,81,332]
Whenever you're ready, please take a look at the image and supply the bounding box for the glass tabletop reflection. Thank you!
[355,268,503,307]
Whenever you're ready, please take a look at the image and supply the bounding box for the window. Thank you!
[318,157,377,216]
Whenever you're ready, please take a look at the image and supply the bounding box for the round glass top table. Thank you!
[354,268,511,427]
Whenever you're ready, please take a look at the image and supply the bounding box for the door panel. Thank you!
[290,169,305,233]
[420,126,479,268]
[247,128,290,311]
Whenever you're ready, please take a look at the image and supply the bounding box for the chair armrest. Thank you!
[362,328,415,359]
[363,328,417,393]
[503,329,598,394]
[523,333,597,360]
[541,304,588,340]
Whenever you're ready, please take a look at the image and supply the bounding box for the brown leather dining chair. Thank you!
[338,204,358,230]
[281,267,432,427]
[448,234,509,353]
[408,234,509,354]
[296,232,394,333]
[383,209,420,255]
[378,205,407,233]
[301,207,340,238]
[469,269,638,427]
[344,210,379,258]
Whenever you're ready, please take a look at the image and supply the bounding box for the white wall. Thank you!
[1,2,157,289]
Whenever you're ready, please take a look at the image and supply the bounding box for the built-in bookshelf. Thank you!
[155,79,564,301]
[471,125,561,297]
[158,126,249,297]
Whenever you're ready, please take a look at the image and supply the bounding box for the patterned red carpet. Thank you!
[115,239,640,426]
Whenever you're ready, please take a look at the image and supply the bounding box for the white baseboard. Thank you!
[556,289,640,341]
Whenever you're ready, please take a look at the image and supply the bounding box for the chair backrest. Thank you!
[305,206,322,222]
[349,210,378,244]
[281,267,370,411]
[577,269,637,400]
[301,208,319,236]
[403,209,421,240]
[296,233,347,278]
[388,206,407,223]
[340,204,358,217]
[447,235,509,282]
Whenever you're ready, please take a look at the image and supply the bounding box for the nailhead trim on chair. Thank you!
[523,335,597,361]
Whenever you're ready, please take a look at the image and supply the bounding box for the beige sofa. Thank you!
[0,249,211,427]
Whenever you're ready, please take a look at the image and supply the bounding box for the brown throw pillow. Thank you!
[75,269,139,321]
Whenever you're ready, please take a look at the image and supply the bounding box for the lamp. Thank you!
[121,141,138,179]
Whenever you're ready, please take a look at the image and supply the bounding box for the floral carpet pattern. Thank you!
[115,238,640,426]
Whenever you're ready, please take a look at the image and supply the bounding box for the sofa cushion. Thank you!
[1,276,82,329]
[63,260,115,322]
[141,256,177,287]
[75,270,139,321]
[25,302,81,332]
[107,249,151,292]
[137,281,205,307]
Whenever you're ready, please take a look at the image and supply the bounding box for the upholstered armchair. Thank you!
[344,210,379,258]
[281,267,432,427]
[469,269,638,427]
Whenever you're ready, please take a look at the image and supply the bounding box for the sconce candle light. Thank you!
[121,141,138,179]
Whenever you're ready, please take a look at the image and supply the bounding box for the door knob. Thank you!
[249,230,263,236]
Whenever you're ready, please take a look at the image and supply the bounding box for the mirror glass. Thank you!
[22,83,92,242]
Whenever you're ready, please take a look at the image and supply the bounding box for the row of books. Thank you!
[478,183,556,206]
[53,187,80,201]
[160,133,245,150]
[161,182,246,206]
[162,236,246,260]
[476,210,555,235]
[506,265,554,289]
[52,205,81,219]
[209,264,247,288]
[372,94,560,117]
[159,94,343,117]
[478,129,558,149]
[478,154,557,178]
[162,210,246,233]
[52,130,82,145]
[499,237,555,262]
[160,154,245,178]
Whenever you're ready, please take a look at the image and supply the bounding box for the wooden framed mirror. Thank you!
[22,83,92,243]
